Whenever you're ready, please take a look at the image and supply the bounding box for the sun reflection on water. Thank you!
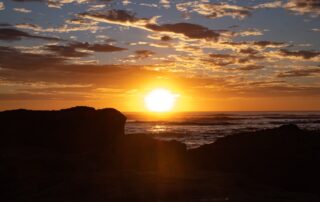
[149,125,167,133]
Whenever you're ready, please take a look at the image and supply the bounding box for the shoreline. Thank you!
[1,107,320,201]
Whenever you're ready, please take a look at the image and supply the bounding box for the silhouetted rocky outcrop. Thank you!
[0,106,126,153]
[1,107,320,201]
[189,124,320,194]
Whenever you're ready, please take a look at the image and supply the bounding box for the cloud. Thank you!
[285,0,320,17]
[0,46,66,70]
[239,48,259,55]
[207,53,237,66]
[253,1,283,9]
[15,21,102,33]
[46,42,126,57]
[254,0,320,17]
[239,65,264,71]
[160,35,172,41]
[0,28,61,41]
[222,40,287,50]
[160,0,170,8]
[11,0,91,9]
[176,2,252,19]
[79,9,159,30]
[0,2,4,11]
[133,50,155,59]
[253,41,286,47]
[235,29,264,37]
[45,44,92,58]
[80,9,221,41]
[280,49,320,59]
[278,68,320,77]
[13,7,32,13]
[146,23,220,41]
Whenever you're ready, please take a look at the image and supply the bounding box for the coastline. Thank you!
[1,107,320,201]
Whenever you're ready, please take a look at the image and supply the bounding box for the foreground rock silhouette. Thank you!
[1,107,320,201]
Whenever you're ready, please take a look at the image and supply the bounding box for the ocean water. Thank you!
[124,112,320,149]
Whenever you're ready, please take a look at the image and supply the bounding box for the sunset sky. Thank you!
[0,0,319,111]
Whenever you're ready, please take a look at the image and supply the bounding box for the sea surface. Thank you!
[125,111,320,149]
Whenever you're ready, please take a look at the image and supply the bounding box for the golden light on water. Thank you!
[144,88,179,112]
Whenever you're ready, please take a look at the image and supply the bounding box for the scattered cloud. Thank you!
[284,0,320,17]
[160,35,172,41]
[45,42,127,58]
[0,2,4,11]
[80,10,221,41]
[11,0,92,9]
[13,8,32,13]
[0,46,66,70]
[278,68,320,77]
[160,0,170,9]
[253,1,282,9]
[15,21,102,33]
[235,29,264,37]
[1,0,320,107]
[176,2,252,19]
[280,49,320,59]
[133,50,155,59]
[146,23,220,41]
[0,28,61,41]
[79,9,159,30]
[239,65,264,71]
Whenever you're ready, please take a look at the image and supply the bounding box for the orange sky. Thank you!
[0,0,320,111]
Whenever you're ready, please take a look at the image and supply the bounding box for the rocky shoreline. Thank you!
[1,107,320,201]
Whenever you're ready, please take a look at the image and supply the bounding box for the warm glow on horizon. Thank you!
[144,88,179,112]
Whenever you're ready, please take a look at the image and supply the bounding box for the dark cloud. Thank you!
[80,9,220,41]
[84,43,127,52]
[46,42,126,57]
[239,65,264,71]
[146,23,220,41]
[207,53,237,66]
[207,53,264,66]
[280,49,320,59]
[78,9,155,29]
[285,0,320,17]
[278,68,320,77]
[0,46,66,70]
[253,41,285,47]
[45,44,91,58]
[238,55,265,63]
[0,28,60,41]
[239,48,259,55]
[134,50,155,59]
[160,35,172,41]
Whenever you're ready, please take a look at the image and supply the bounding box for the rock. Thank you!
[0,106,126,153]
[1,106,320,200]
[189,124,320,194]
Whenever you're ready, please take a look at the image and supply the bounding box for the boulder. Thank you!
[0,106,126,153]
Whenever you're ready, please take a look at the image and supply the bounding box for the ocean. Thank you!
[125,112,320,149]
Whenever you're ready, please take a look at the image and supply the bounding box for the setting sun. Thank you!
[144,88,179,112]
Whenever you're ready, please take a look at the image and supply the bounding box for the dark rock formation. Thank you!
[0,106,126,153]
[189,124,320,194]
[1,107,320,201]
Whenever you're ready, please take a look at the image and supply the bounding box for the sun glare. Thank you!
[144,88,178,112]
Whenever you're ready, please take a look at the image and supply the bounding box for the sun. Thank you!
[144,88,179,112]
